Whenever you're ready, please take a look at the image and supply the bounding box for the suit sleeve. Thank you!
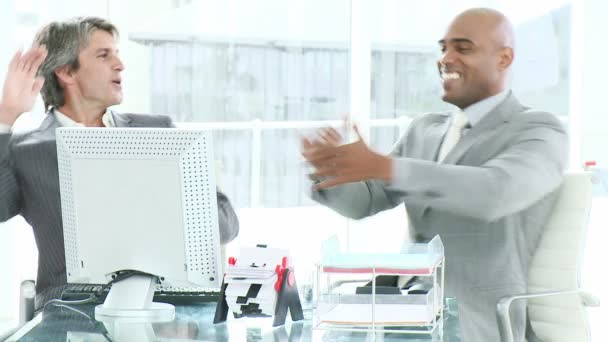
[216,189,239,244]
[388,113,568,221]
[311,112,568,222]
[0,133,21,221]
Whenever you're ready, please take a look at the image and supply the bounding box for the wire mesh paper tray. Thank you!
[314,235,445,336]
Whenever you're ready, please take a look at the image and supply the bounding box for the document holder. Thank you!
[214,245,304,327]
[314,235,445,337]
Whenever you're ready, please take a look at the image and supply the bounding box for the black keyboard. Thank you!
[61,284,220,305]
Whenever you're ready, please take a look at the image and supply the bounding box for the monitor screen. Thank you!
[56,127,222,318]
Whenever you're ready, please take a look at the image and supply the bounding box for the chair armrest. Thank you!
[496,289,595,342]
[580,291,600,307]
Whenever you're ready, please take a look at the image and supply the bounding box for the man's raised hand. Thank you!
[0,45,47,126]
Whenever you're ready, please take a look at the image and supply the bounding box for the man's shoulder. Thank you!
[7,112,63,147]
[6,126,50,147]
[2,130,54,160]
[498,92,564,128]
[511,108,565,130]
[115,112,173,127]
[409,111,451,127]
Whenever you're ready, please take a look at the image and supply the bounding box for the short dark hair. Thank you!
[33,17,119,110]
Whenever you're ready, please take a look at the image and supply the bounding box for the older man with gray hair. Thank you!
[0,17,239,308]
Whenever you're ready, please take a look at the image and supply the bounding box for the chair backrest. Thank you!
[527,172,593,341]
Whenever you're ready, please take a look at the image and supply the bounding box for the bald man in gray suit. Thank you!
[302,9,567,342]
[0,17,239,308]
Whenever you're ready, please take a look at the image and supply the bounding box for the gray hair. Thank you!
[33,17,119,110]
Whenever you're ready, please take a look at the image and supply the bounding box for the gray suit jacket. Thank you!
[0,111,239,303]
[312,92,568,342]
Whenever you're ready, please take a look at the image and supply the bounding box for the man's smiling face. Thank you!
[437,12,512,109]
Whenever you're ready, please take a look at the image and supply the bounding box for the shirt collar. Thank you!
[460,89,510,127]
[52,108,116,128]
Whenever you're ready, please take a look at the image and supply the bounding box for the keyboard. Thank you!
[61,284,220,305]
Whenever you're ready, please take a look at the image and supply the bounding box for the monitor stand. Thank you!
[97,314,173,341]
[95,274,175,320]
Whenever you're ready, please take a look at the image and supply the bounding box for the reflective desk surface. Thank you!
[8,299,461,341]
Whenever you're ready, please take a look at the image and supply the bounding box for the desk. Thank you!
[7,299,461,341]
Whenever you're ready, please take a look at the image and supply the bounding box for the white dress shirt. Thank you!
[53,108,115,128]
[459,89,509,131]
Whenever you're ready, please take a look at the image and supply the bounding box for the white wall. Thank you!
[580,0,608,166]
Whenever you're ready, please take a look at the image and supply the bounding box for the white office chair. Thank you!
[497,172,600,342]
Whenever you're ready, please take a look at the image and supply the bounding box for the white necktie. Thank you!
[438,110,468,162]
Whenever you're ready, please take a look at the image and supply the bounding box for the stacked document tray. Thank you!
[314,235,445,335]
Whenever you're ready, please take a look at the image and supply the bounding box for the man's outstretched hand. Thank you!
[301,125,393,190]
[0,45,47,126]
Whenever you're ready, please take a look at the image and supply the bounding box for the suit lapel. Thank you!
[423,115,450,161]
[36,112,62,139]
[441,93,525,164]
[27,113,62,173]
[416,93,525,219]
[409,115,450,220]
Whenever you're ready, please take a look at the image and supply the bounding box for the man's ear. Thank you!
[498,47,514,71]
[54,66,75,86]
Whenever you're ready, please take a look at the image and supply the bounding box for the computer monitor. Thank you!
[56,127,223,319]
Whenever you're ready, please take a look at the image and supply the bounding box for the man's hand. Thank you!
[0,45,47,126]
[302,125,393,190]
[301,127,343,170]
